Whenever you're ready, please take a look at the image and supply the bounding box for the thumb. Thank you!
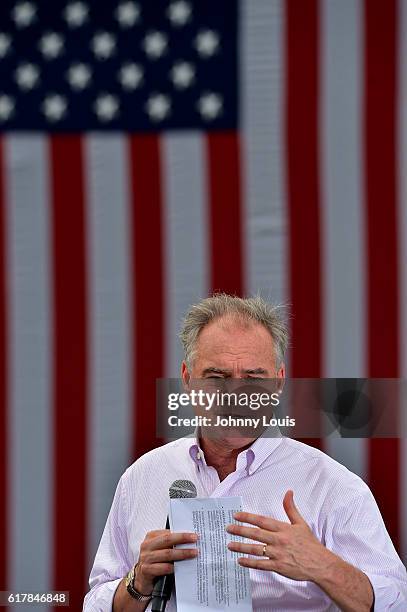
[283,490,304,525]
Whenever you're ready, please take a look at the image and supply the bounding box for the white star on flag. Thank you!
[15,63,40,90]
[195,30,220,57]
[197,92,222,120]
[0,34,11,58]
[42,95,67,122]
[91,32,116,59]
[170,62,195,89]
[145,93,171,121]
[67,63,92,90]
[64,2,89,27]
[12,2,36,28]
[0,95,15,121]
[94,94,119,121]
[116,2,140,28]
[39,33,64,59]
[118,63,144,90]
[167,1,192,27]
[143,31,168,59]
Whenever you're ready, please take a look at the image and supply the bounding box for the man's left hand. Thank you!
[226,489,336,582]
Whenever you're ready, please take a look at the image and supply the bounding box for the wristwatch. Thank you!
[125,564,152,602]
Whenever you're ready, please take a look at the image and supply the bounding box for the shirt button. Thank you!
[196,451,202,460]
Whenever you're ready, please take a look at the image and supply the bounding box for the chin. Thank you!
[216,432,257,449]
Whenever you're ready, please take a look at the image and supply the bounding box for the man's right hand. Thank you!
[134,529,199,596]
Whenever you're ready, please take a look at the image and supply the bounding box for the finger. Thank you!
[142,563,175,578]
[145,529,170,541]
[228,541,276,558]
[283,490,304,525]
[237,557,276,570]
[147,532,198,551]
[226,524,274,544]
[146,547,198,564]
[233,512,286,532]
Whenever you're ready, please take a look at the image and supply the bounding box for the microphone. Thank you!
[151,480,197,612]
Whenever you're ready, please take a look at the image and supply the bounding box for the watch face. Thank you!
[125,566,134,588]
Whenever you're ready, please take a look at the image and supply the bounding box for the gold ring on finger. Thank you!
[262,545,268,557]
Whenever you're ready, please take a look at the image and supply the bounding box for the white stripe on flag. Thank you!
[320,0,365,378]
[320,0,367,480]
[399,0,407,563]
[162,133,209,377]
[85,134,132,565]
[241,0,288,306]
[5,135,52,603]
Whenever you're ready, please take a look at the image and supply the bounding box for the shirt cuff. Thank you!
[364,572,406,611]
[83,577,122,612]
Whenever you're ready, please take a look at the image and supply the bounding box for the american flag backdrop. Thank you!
[0,0,406,609]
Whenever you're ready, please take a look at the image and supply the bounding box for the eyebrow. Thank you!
[201,367,269,376]
[244,368,269,375]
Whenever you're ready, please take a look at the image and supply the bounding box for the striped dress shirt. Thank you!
[83,434,407,611]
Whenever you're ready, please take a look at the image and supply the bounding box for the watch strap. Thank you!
[126,564,152,602]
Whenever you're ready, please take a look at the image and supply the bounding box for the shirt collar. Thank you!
[188,426,283,475]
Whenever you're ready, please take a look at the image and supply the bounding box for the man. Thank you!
[83,294,407,611]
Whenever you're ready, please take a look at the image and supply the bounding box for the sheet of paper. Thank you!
[169,497,253,612]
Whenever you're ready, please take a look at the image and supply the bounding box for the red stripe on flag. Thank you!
[206,132,244,297]
[49,136,88,608]
[128,135,165,459]
[364,0,400,548]
[286,0,323,448]
[0,139,8,592]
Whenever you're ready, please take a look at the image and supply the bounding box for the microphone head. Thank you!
[169,479,197,499]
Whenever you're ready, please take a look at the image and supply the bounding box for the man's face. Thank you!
[181,315,285,448]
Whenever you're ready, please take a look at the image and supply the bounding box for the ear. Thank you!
[276,363,285,393]
[181,361,190,390]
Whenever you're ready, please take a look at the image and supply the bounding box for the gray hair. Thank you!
[179,293,289,369]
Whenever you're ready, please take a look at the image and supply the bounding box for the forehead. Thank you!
[195,315,275,358]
